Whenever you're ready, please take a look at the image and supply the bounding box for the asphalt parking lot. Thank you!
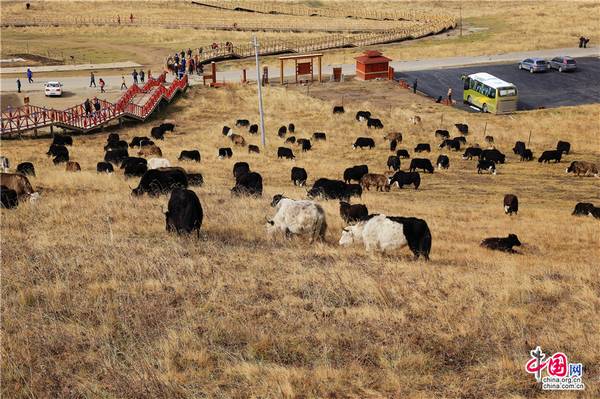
[395,57,600,112]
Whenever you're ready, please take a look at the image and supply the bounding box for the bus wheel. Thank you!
[482,104,488,113]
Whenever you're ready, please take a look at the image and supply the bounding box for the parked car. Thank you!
[518,58,548,73]
[44,81,63,97]
[548,56,577,72]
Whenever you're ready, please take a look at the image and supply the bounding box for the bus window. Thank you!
[499,87,516,97]
[463,78,470,90]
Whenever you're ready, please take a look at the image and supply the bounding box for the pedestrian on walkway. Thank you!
[16,78,21,93]
[187,48,192,58]
[140,70,145,83]
[121,76,127,90]
[99,78,106,93]
[84,98,92,116]
[117,15,120,24]
[413,78,418,94]
[189,58,195,75]
[447,87,453,104]
[147,69,152,80]
[130,13,134,23]
[579,36,584,48]
[93,97,101,113]
[132,69,138,84]
[583,37,590,48]
[90,71,96,87]
[26,68,33,83]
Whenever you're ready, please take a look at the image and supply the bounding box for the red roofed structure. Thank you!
[355,50,391,80]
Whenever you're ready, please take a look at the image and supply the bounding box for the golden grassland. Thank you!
[1,82,599,398]
[1,0,598,70]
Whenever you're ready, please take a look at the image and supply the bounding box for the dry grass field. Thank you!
[2,81,599,398]
[1,1,598,70]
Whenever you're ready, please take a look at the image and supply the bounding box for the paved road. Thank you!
[0,61,142,74]
[396,57,600,111]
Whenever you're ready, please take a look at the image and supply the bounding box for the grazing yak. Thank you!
[333,105,345,114]
[249,124,258,134]
[396,149,410,159]
[339,214,431,260]
[148,158,171,169]
[455,123,468,135]
[360,173,390,192]
[538,150,562,163]
[222,126,231,136]
[589,207,600,219]
[138,145,162,158]
[52,134,73,146]
[129,136,152,148]
[151,126,166,140]
[556,140,571,154]
[0,172,38,201]
[65,161,81,172]
[233,162,250,179]
[227,131,246,147]
[480,149,506,164]
[435,129,450,139]
[277,126,287,138]
[248,145,260,154]
[513,141,526,155]
[188,173,204,186]
[367,118,384,129]
[266,194,327,242]
[520,149,534,161]
[47,144,69,158]
[339,201,368,224]
[132,167,188,197]
[307,178,350,201]
[566,161,598,177]
[384,132,402,142]
[299,139,312,152]
[53,154,69,165]
[178,150,201,162]
[504,194,519,215]
[105,140,128,152]
[387,155,401,171]
[291,167,308,186]
[355,111,371,121]
[481,234,521,253]
[285,136,296,144]
[462,147,482,160]
[231,171,263,196]
[312,132,326,141]
[124,162,147,177]
[477,159,497,175]
[277,147,295,159]
[288,123,295,133]
[436,155,449,169]
[120,157,147,170]
[1,185,18,209]
[572,202,595,216]
[345,183,363,199]
[235,119,250,127]
[409,158,434,174]
[165,188,203,237]
[218,148,233,159]
[96,162,114,173]
[439,138,461,151]
[16,162,35,176]
[414,143,431,153]
[353,137,375,149]
[343,165,369,183]
[388,171,420,190]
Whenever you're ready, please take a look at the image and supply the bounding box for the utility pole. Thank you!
[253,35,266,147]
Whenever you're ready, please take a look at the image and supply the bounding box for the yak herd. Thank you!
[1,105,599,259]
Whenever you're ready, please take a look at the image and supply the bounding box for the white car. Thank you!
[44,81,63,97]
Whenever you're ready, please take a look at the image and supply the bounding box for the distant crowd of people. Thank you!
[165,43,236,78]
[578,36,590,48]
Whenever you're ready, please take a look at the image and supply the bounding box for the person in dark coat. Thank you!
[139,70,145,83]
[16,78,21,93]
[84,98,92,116]
[413,79,417,94]
[132,69,138,84]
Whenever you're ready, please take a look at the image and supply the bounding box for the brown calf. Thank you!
[138,145,163,158]
[66,161,81,172]
[360,173,390,192]
[0,172,35,198]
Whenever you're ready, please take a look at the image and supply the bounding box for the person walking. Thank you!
[147,69,152,80]
[447,87,453,104]
[120,76,127,90]
[90,71,96,87]
[413,78,418,94]
[16,78,21,93]
[132,69,139,84]
[139,70,145,83]
[84,98,92,116]
[117,15,120,24]
[26,68,33,83]
[129,13,134,23]
[99,78,105,93]
[93,97,101,113]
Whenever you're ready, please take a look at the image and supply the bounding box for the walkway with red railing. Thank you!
[0,73,188,136]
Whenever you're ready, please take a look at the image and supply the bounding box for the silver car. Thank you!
[518,58,548,73]
[548,56,577,72]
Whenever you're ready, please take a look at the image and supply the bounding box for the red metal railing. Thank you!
[0,73,185,136]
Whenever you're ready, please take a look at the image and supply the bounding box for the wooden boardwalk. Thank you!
[0,74,188,136]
